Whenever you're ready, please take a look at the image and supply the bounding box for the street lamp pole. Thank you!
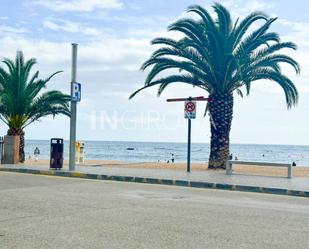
[69,43,78,171]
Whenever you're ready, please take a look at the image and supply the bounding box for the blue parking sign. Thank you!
[72,82,81,102]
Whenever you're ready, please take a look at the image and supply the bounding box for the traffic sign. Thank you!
[184,101,196,119]
[72,82,81,102]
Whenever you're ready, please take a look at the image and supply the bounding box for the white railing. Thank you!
[226,160,292,178]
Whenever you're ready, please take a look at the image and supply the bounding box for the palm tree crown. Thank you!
[130,3,300,107]
[0,51,70,162]
[0,51,70,129]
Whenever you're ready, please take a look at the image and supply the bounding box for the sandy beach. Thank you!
[21,159,309,178]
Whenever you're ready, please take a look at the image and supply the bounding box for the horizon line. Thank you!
[24,138,309,147]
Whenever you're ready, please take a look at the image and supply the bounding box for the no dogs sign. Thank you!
[184,101,196,119]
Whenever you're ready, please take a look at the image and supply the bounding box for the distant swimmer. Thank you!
[229,154,233,160]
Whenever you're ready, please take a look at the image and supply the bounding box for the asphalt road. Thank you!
[1,172,309,249]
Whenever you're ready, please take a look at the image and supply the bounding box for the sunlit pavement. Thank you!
[1,171,309,249]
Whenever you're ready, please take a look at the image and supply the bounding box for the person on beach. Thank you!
[235,156,238,161]
[171,154,175,163]
[292,161,296,166]
[229,154,233,160]
[34,147,40,162]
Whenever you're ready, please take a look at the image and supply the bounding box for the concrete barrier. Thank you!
[226,160,292,178]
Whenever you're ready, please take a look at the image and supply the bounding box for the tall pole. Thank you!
[187,118,191,173]
[187,90,192,174]
[69,43,78,171]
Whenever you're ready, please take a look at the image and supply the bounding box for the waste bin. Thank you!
[50,138,64,169]
[75,141,85,164]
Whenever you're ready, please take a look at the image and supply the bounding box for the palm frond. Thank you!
[213,3,232,36]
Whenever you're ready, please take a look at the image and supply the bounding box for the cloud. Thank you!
[42,18,107,38]
[220,0,274,15]
[278,19,309,47]
[274,19,309,93]
[0,32,153,88]
[40,14,177,42]
[33,0,123,12]
[0,25,28,34]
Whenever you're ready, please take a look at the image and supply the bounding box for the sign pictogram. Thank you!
[184,101,196,119]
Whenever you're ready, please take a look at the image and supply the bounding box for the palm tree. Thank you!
[130,3,300,169]
[0,51,70,162]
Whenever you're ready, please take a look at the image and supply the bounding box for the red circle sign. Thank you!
[185,102,196,112]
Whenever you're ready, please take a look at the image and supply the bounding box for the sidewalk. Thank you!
[1,164,309,197]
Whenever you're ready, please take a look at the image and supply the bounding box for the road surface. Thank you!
[0,172,309,249]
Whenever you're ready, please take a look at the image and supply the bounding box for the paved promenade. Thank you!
[1,164,309,197]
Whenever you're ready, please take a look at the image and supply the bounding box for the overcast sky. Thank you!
[0,0,308,145]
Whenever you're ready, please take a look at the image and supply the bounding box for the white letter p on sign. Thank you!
[72,82,81,102]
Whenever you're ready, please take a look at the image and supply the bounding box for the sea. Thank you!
[24,140,309,166]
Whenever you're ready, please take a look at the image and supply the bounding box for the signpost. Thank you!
[167,96,210,173]
[184,97,195,173]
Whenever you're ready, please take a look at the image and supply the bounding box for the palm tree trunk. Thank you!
[7,128,25,163]
[208,93,233,169]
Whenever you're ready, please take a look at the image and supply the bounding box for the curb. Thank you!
[1,167,308,198]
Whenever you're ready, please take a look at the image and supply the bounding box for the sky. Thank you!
[0,0,308,145]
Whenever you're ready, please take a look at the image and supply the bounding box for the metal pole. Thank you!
[69,43,78,171]
[0,137,3,164]
[187,118,191,173]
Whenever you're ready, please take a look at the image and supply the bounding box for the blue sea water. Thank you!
[24,140,309,166]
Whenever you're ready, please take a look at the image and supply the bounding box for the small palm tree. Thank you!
[130,3,300,169]
[0,51,70,162]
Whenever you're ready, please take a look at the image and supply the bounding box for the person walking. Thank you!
[34,147,40,162]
